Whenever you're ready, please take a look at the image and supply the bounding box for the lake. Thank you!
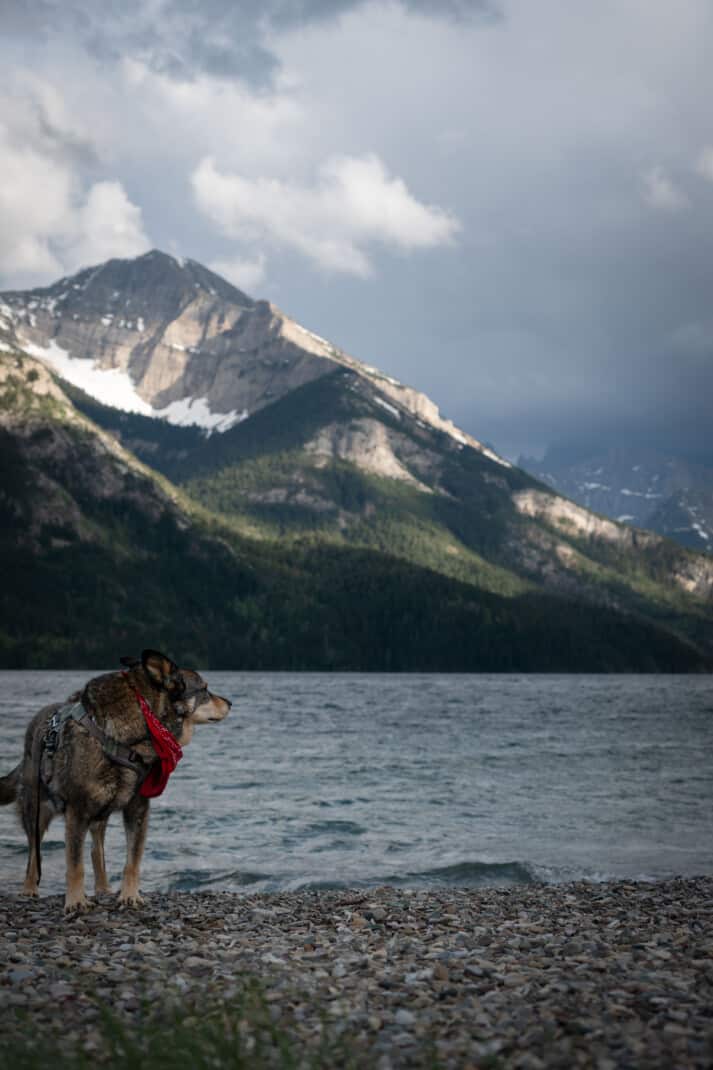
[0,672,711,895]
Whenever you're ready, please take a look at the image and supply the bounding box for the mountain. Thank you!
[520,446,713,554]
[1,252,712,671]
[1,249,494,450]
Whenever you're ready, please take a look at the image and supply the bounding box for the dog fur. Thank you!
[0,649,230,911]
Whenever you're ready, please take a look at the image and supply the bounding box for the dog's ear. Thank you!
[141,649,183,693]
[120,655,141,669]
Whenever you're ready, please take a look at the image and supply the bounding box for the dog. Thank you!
[0,649,230,911]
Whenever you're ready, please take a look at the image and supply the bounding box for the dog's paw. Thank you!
[64,895,89,914]
[118,892,145,907]
[21,884,39,898]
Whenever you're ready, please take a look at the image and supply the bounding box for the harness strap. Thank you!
[45,700,148,778]
[73,710,148,775]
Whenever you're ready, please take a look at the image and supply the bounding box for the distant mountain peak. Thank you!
[520,444,713,553]
[0,251,508,467]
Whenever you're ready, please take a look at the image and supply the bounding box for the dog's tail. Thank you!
[0,766,20,805]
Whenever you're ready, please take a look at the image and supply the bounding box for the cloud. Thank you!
[209,253,267,294]
[191,153,460,276]
[642,166,688,211]
[0,78,149,285]
[668,320,713,358]
[61,181,150,271]
[0,124,72,279]
[400,0,501,21]
[2,0,499,88]
[695,145,713,182]
[121,58,303,172]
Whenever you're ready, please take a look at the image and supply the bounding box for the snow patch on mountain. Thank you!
[23,338,156,417]
[23,337,246,433]
[154,396,249,433]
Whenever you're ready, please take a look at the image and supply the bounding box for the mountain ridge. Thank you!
[0,249,500,462]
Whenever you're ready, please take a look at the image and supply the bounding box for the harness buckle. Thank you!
[44,712,62,757]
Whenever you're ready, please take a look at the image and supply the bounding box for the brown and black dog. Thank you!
[0,650,230,911]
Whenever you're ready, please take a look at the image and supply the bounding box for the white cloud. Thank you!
[642,166,688,211]
[0,124,72,279]
[61,181,150,271]
[121,58,305,172]
[0,79,149,285]
[191,153,460,277]
[695,145,713,182]
[209,253,267,294]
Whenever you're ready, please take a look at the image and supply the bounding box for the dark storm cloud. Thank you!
[31,95,99,169]
[2,0,500,87]
[261,0,502,26]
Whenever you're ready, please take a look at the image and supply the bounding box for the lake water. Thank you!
[0,672,711,896]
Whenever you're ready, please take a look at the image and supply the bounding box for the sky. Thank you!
[1,0,712,460]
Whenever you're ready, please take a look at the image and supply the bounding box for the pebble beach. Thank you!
[1,877,712,1068]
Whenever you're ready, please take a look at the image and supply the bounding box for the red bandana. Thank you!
[123,675,183,797]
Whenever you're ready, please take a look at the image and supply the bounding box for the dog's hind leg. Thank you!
[64,806,90,912]
[21,800,52,897]
[119,794,149,906]
[90,818,111,896]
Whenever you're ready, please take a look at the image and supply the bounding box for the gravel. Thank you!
[1,876,712,1067]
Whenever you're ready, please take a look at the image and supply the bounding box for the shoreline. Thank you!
[1,876,712,1067]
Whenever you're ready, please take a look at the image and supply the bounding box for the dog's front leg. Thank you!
[64,807,90,912]
[119,794,149,906]
[90,818,111,895]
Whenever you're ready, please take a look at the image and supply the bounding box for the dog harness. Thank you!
[44,701,148,777]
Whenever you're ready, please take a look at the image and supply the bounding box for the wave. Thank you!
[167,867,275,891]
[276,860,537,891]
[154,858,665,895]
[11,857,664,897]
[165,859,539,893]
[401,860,535,887]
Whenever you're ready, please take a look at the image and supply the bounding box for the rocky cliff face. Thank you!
[512,489,713,600]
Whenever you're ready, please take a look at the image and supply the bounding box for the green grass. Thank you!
[0,981,442,1070]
